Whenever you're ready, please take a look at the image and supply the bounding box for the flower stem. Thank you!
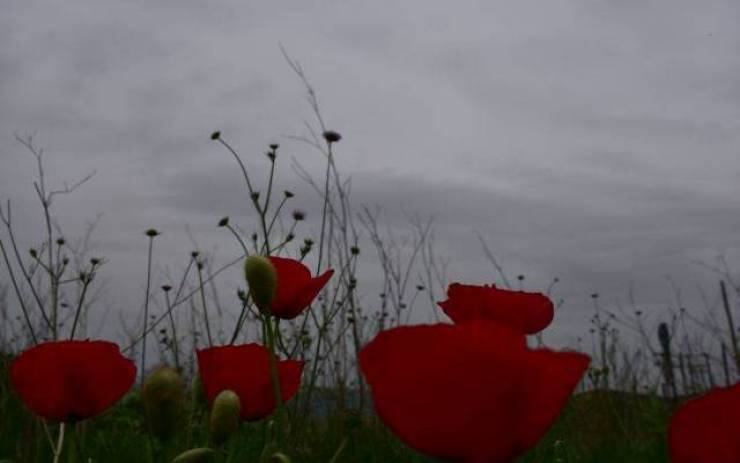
[264,314,285,444]
[51,422,65,463]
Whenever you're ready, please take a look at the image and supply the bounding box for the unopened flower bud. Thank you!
[171,447,216,463]
[292,210,305,221]
[244,255,277,309]
[284,190,294,198]
[217,217,229,227]
[145,228,160,238]
[143,366,184,442]
[210,131,221,140]
[269,452,292,463]
[209,390,241,446]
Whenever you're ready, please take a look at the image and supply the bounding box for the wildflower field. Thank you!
[1,72,739,463]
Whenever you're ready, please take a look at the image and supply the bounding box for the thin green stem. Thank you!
[140,236,155,388]
[197,261,214,346]
[0,239,38,344]
[315,144,333,275]
[163,290,180,371]
[264,315,285,444]
[68,271,93,340]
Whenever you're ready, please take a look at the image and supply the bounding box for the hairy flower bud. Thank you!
[269,452,292,463]
[210,390,241,446]
[244,255,277,309]
[172,447,216,463]
[142,366,184,441]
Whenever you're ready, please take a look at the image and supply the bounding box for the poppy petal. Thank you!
[515,350,590,450]
[197,344,303,422]
[268,256,311,314]
[11,340,136,422]
[360,322,583,463]
[439,283,554,334]
[669,382,740,463]
[289,269,334,319]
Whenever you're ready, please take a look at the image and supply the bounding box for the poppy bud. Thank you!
[244,255,277,309]
[162,284,172,292]
[29,248,37,258]
[209,389,241,445]
[210,131,221,140]
[56,238,66,246]
[142,366,183,442]
[90,257,101,266]
[269,452,292,463]
[292,210,305,221]
[284,190,294,198]
[171,447,216,463]
[217,216,229,227]
[269,143,279,151]
[145,228,160,238]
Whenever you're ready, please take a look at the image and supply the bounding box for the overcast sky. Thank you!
[1,0,740,349]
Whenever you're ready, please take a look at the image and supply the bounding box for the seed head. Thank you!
[323,130,342,143]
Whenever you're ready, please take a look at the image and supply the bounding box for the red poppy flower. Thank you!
[438,283,554,335]
[360,322,589,463]
[267,256,334,320]
[10,340,136,422]
[669,382,740,463]
[197,343,303,421]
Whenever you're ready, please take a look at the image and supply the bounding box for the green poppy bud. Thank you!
[244,255,277,309]
[143,366,183,441]
[210,389,241,446]
[171,447,216,463]
[269,452,292,463]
